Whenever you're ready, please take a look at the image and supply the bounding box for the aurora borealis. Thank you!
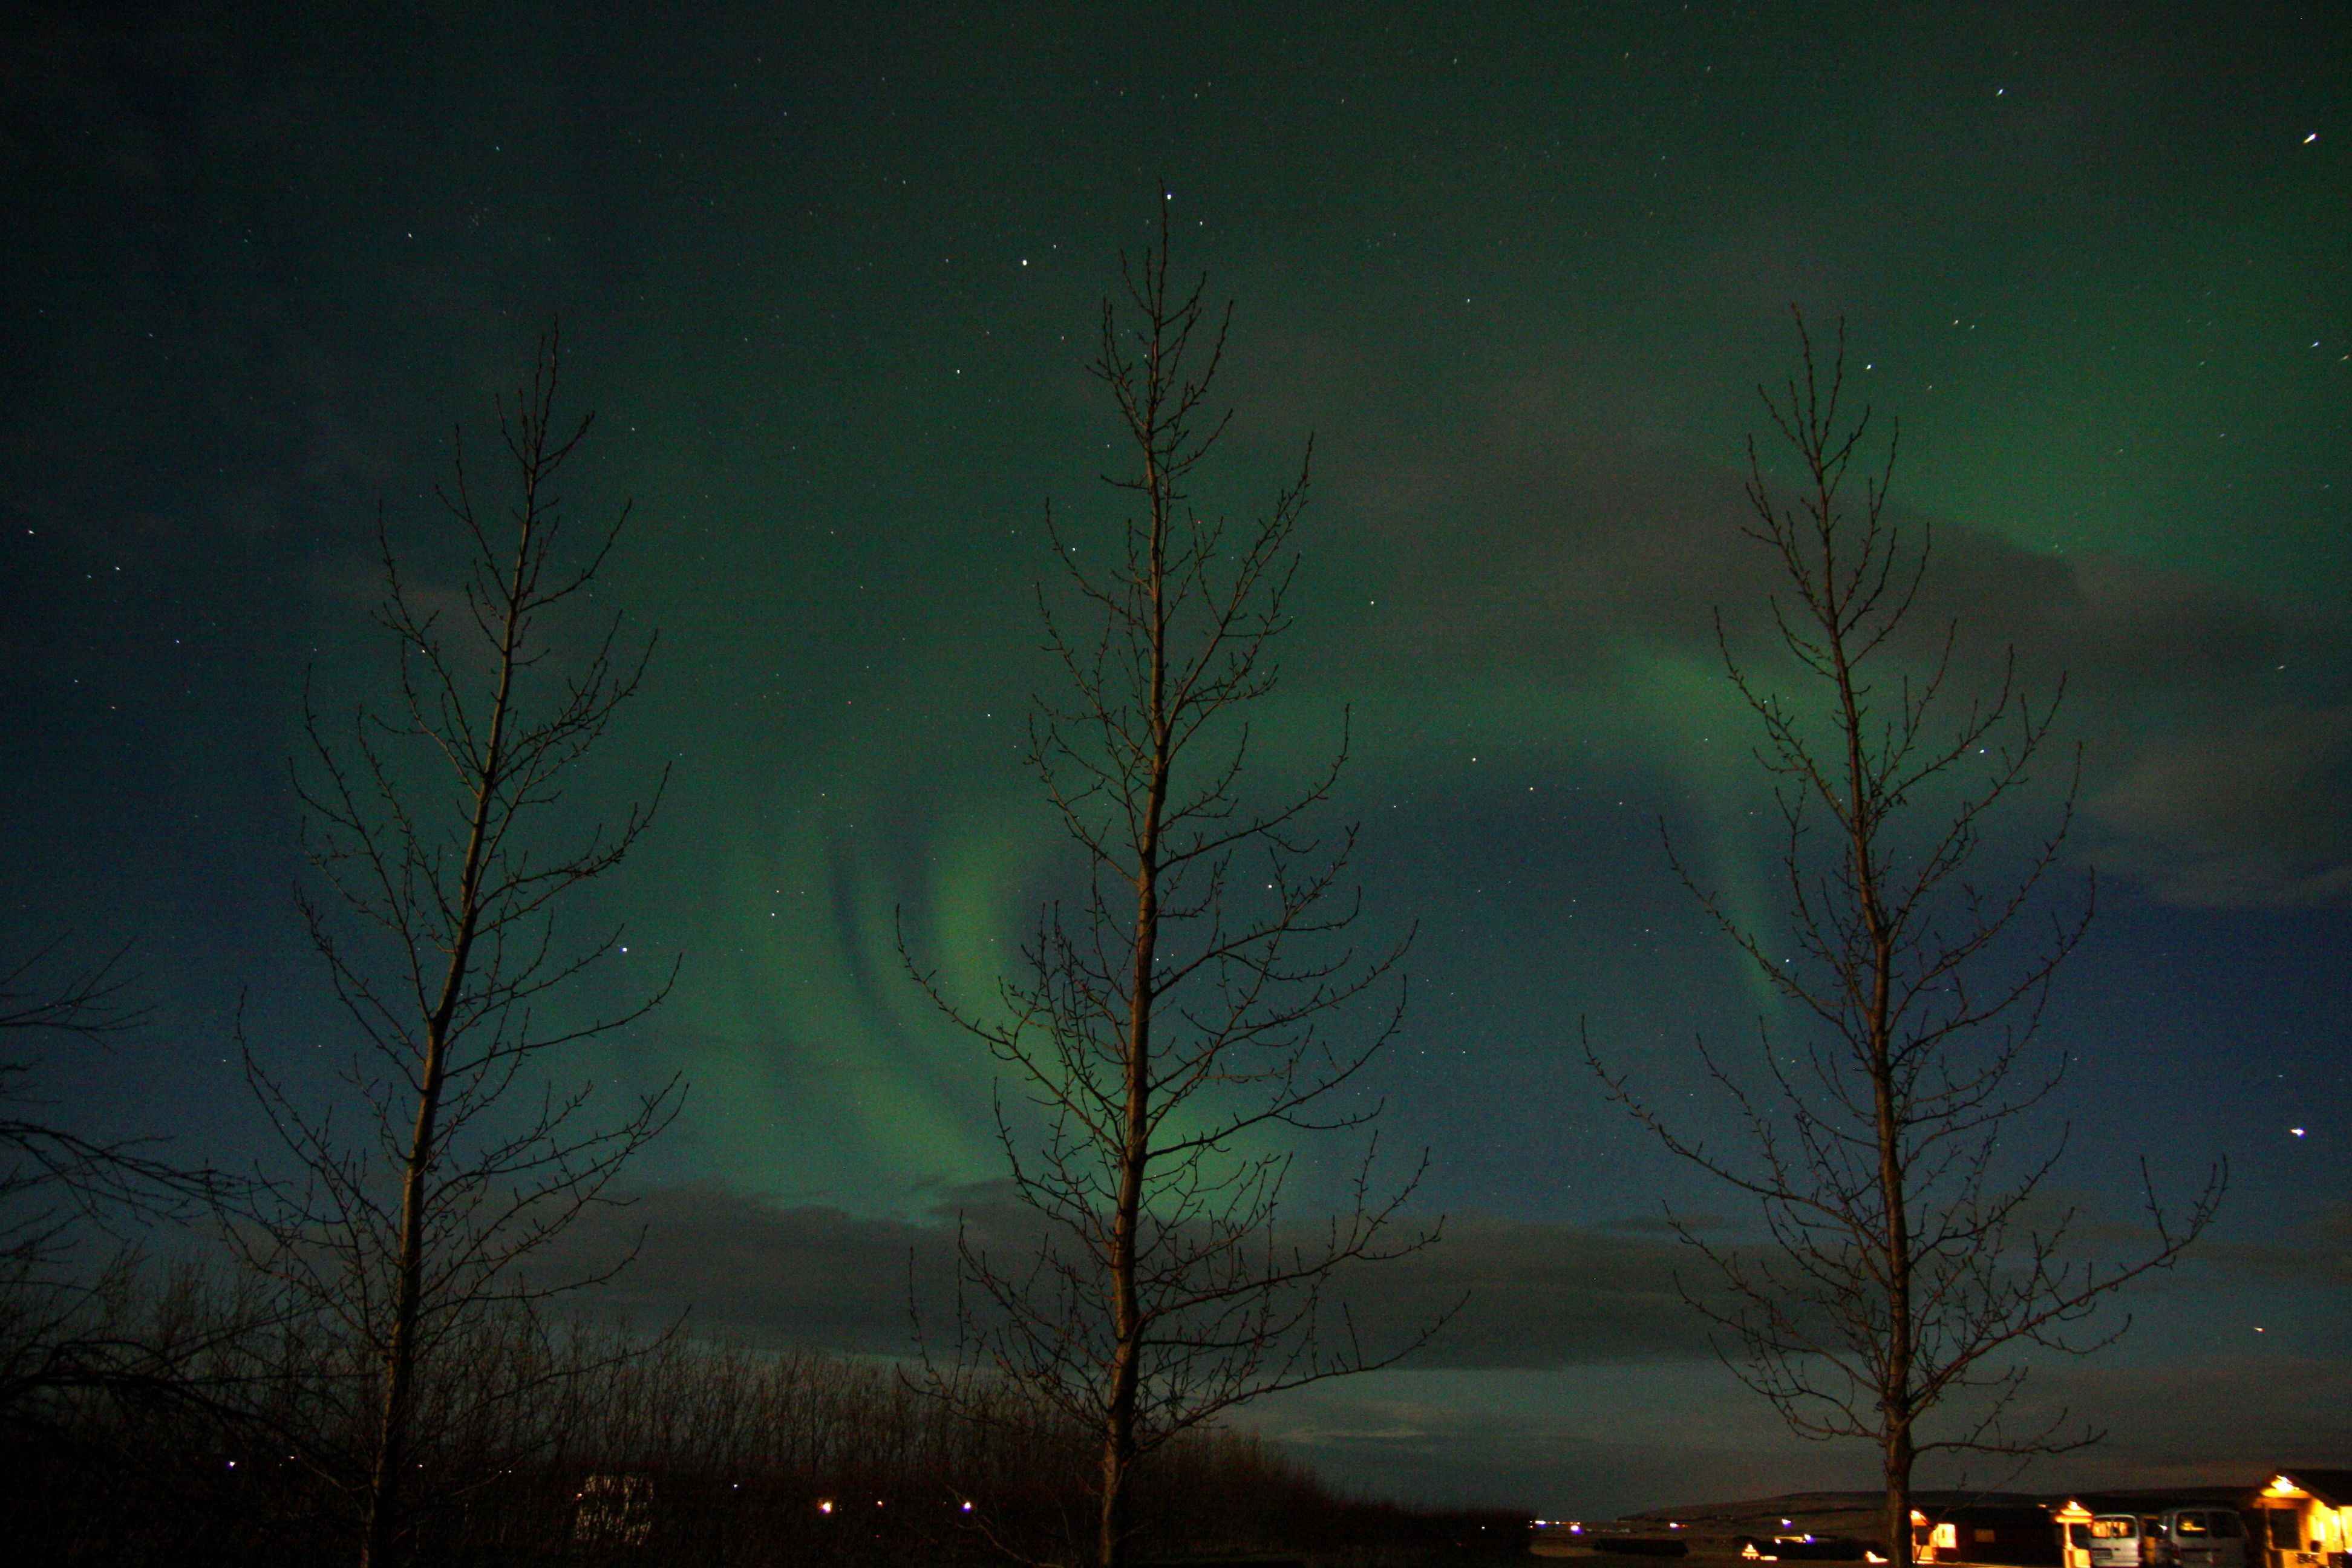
[4,0,2347,1515]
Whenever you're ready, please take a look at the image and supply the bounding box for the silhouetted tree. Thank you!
[231,330,682,1568]
[1592,314,2221,1567]
[0,941,243,1426]
[2,941,154,1267]
[910,202,1442,1568]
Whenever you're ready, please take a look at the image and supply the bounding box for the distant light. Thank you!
[2291,1128,2305,1137]
[962,1501,975,1512]
[2306,133,2319,143]
[820,1500,834,1514]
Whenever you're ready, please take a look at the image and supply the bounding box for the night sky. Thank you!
[4,0,2347,1517]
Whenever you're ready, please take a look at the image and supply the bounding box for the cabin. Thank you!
[2252,1472,2352,1568]
[1533,1476,2342,1568]
[1913,1501,2077,1566]
[1531,1474,2352,1568]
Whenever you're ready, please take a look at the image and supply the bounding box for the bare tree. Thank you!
[1590,315,2221,1567]
[0,941,235,1421]
[1,941,163,1255]
[909,204,1440,1568]
[231,330,683,1568]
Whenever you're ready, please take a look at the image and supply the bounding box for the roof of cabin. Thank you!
[2276,1472,2352,1508]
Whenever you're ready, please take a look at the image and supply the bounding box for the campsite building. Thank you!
[2252,1472,2352,1568]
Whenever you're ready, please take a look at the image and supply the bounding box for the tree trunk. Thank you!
[356,524,527,1568]
[1099,361,1174,1568]
[1833,550,1916,1568]
[1884,1420,1915,1568]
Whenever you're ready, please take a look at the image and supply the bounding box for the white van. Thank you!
[2086,1516,2163,1568]
[2079,1510,2247,1568]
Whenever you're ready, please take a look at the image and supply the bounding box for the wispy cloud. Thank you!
[2088,703,2352,907]
[1253,350,2352,911]
[549,1183,1734,1367]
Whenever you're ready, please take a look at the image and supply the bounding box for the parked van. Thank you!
[2159,1511,2250,1568]
[2085,1516,2164,1568]
[2073,1509,2246,1568]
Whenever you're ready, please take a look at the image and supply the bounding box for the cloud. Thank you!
[1988,1354,2352,1491]
[553,1175,2345,1379]
[2184,1205,2352,1290]
[542,1183,2352,1517]
[1229,1351,2352,1515]
[539,1181,961,1354]
[1255,350,2350,912]
[1330,1209,1724,1369]
[1227,1371,1845,1514]
[546,1183,1734,1369]
[1347,400,2302,732]
[2088,704,2352,908]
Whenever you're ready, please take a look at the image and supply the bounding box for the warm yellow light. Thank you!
[2267,1478,2305,1498]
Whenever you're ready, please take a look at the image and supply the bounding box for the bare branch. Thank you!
[905,199,1442,1568]
[232,326,682,1568]
[1591,310,2220,1568]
